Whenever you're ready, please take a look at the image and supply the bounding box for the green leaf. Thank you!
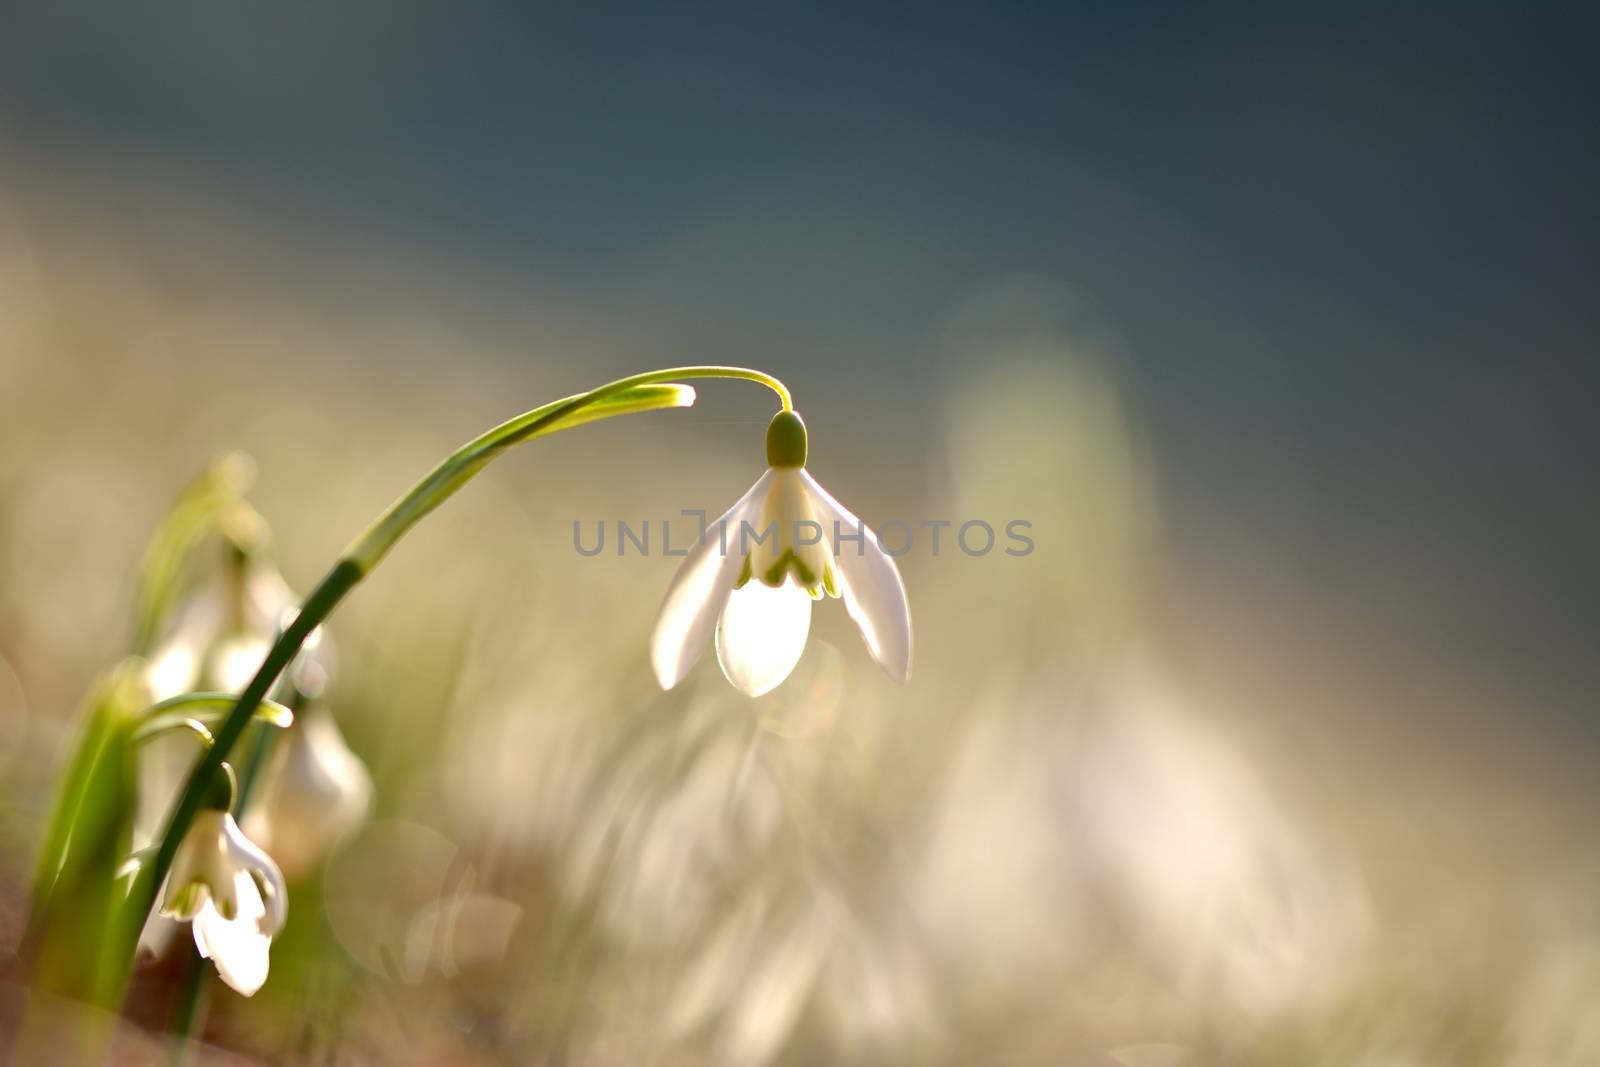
[22,660,144,1006]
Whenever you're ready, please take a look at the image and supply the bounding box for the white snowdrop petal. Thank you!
[800,471,912,682]
[208,859,241,920]
[245,707,373,877]
[253,864,288,937]
[139,912,182,961]
[161,881,207,922]
[746,468,825,585]
[715,577,813,697]
[194,870,271,996]
[221,813,288,935]
[162,810,228,918]
[651,471,774,690]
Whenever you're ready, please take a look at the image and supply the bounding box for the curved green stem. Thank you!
[131,693,295,742]
[113,366,790,982]
[345,368,788,572]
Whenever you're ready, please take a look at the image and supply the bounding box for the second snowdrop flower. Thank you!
[652,410,912,697]
[159,764,288,996]
[244,703,372,878]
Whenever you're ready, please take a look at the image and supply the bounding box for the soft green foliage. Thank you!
[23,660,143,1008]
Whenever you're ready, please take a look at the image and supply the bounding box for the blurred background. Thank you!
[0,3,1596,1064]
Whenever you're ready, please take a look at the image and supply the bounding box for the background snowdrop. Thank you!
[243,702,372,878]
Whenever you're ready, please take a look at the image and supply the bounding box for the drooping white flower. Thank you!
[143,550,302,702]
[243,704,373,878]
[652,411,911,697]
[159,771,287,996]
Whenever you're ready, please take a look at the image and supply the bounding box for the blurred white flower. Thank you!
[160,806,287,996]
[244,704,372,877]
[652,411,911,697]
[143,554,300,702]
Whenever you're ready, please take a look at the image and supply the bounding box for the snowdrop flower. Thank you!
[244,703,373,878]
[653,411,911,697]
[159,765,287,996]
[143,547,305,702]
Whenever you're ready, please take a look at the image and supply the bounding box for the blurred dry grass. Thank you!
[1,149,1598,1067]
